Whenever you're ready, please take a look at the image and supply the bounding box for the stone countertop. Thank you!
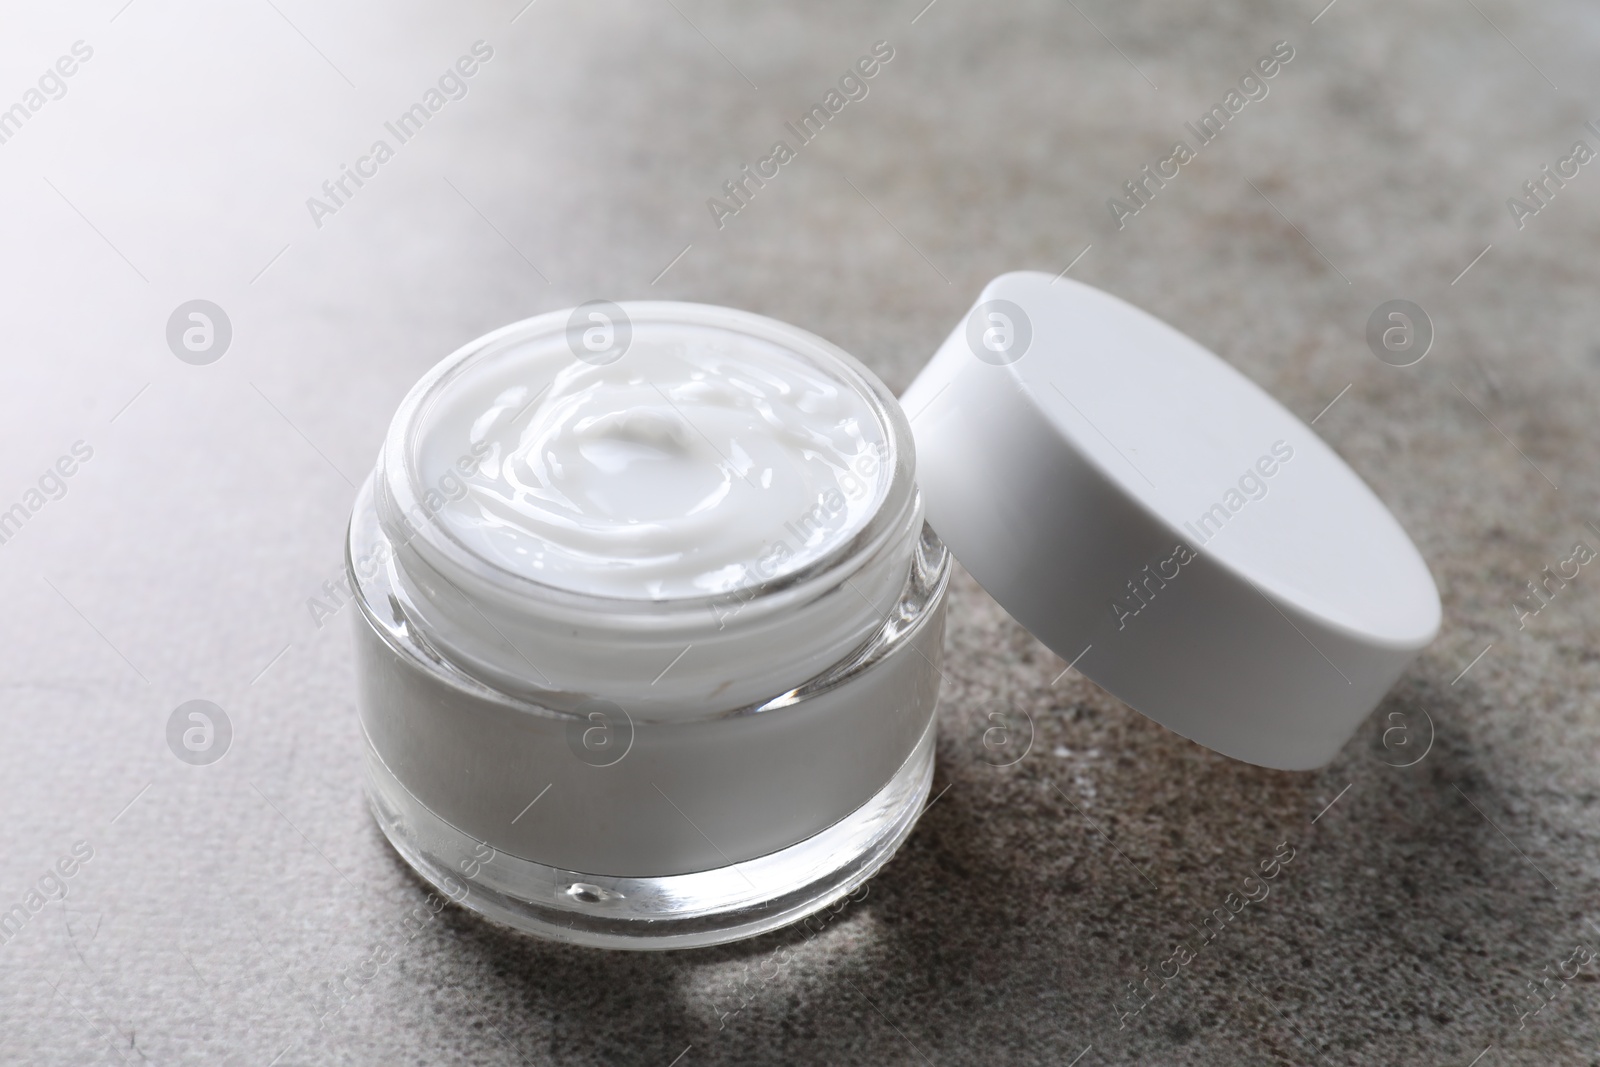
[2,0,1599,1063]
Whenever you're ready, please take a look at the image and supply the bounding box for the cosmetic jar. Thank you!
[349,302,948,949]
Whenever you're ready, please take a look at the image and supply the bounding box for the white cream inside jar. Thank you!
[373,303,924,718]
[417,321,891,600]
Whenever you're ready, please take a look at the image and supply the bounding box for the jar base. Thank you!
[362,714,936,951]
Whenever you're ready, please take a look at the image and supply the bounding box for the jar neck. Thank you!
[373,470,923,718]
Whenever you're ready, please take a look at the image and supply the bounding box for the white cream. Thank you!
[414,321,891,599]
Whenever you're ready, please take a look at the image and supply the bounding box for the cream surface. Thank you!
[414,321,891,599]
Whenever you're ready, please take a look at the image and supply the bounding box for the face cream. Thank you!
[421,323,888,599]
[350,302,950,949]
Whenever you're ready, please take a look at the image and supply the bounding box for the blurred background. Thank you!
[2,0,1599,1063]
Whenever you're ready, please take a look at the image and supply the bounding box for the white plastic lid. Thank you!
[901,271,1440,770]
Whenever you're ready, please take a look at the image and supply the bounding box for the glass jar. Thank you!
[347,303,950,949]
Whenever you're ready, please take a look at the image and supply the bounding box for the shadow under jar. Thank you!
[348,302,949,950]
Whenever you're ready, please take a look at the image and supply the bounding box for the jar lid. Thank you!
[901,271,1440,770]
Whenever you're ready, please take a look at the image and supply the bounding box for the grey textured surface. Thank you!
[2,0,1599,1064]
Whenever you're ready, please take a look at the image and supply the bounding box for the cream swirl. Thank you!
[414,320,890,599]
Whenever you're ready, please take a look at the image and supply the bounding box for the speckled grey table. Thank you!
[3,0,1600,1063]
